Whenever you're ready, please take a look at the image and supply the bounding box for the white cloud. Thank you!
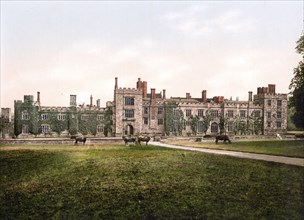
[164,4,256,37]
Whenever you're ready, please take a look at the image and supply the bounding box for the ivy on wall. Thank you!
[78,111,98,136]
[0,115,13,138]
[219,114,228,135]
[164,101,177,136]
[202,110,211,135]
[189,115,199,136]
[164,101,186,136]
[14,99,40,137]
[103,106,113,137]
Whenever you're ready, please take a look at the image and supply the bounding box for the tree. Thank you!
[202,110,211,135]
[190,115,199,136]
[219,114,228,134]
[289,35,304,128]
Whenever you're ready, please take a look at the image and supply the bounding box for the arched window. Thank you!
[211,122,218,133]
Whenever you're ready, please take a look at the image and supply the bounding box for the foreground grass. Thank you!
[0,144,303,219]
[168,140,304,158]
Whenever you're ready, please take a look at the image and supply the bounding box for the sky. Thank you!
[1,0,303,110]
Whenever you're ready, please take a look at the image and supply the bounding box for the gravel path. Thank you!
[149,141,304,167]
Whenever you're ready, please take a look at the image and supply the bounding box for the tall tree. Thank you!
[289,35,304,128]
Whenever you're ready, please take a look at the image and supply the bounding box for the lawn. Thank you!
[168,140,304,158]
[0,144,303,219]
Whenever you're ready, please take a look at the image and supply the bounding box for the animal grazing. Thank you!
[122,136,150,146]
[71,136,87,145]
[122,136,137,145]
[215,135,231,144]
[138,136,151,145]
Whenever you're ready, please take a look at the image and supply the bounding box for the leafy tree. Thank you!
[289,35,304,128]
[219,114,228,134]
[190,115,199,136]
[233,115,240,135]
[202,110,211,135]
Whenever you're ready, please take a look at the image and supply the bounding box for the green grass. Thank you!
[169,140,304,158]
[0,144,303,219]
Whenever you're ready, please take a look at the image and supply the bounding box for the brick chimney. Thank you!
[37,91,40,105]
[262,87,268,94]
[219,96,224,104]
[268,84,276,94]
[248,91,253,101]
[115,77,118,90]
[186,93,191,99]
[143,81,147,98]
[202,90,207,103]
[151,88,156,100]
[137,78,143,89]
[163,89,166,99]
[96,99,100,108]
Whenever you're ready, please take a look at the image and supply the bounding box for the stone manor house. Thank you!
[13,77,287,138]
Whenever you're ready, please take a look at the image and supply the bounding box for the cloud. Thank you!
[164,4,256,37]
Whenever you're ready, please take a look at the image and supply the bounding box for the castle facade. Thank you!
[113,78,287,136]
[14,77,287,138]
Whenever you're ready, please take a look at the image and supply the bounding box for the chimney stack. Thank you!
[186,93,191,99]
[143,81,147,98]
[248,91,253,101]
[115,77,118,90]
[202,90,207,103]
[163,89,166,99]
[151,88,156,100]
[90,95,93,107]
[268,84,276,94]
[137,78,143,89]
[37,91,40,105]
[96,99,100,108]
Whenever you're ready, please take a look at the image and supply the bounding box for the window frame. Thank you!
[125,109,135,118]
[124,97,135,106]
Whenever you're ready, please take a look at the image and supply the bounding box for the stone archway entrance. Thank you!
[125,124,134,136]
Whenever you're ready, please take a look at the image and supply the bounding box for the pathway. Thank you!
[149,142,304,167]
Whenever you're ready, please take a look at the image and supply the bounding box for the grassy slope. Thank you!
[168,140,304,158]
[0,144,303,219]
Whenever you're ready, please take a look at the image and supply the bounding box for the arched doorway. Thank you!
[125,124,134,136]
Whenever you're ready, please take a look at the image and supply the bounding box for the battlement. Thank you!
[116,87,142,95]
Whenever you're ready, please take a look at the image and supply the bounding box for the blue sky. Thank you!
[1,1,302,109]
